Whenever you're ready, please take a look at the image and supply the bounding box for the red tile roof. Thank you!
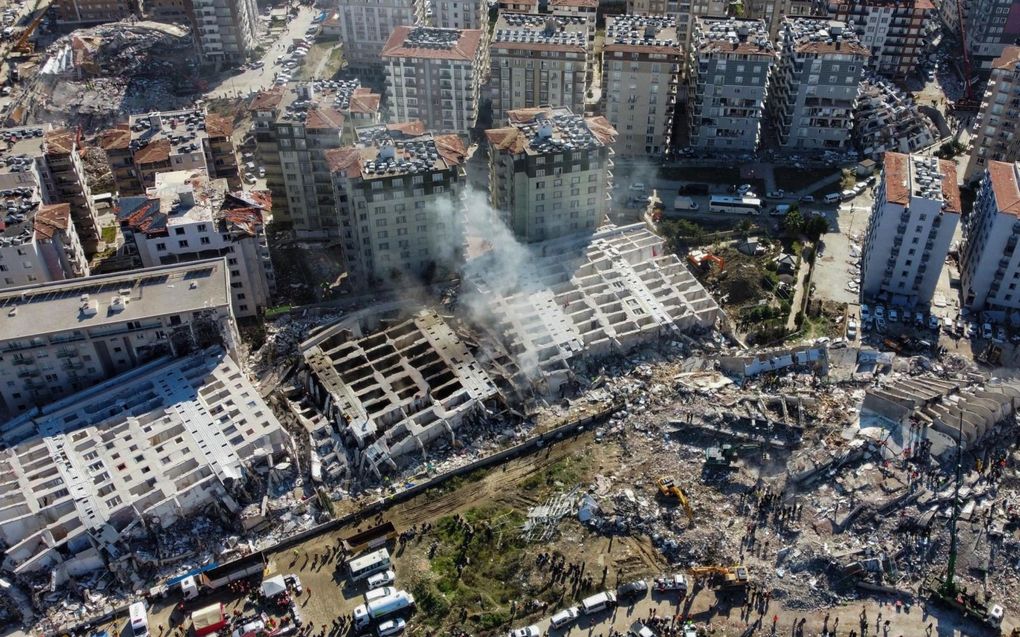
[988,160,1020,217]
[939,159,961,214]
[34,203,71,241]
[133,138,172,165]
[250,87,286,111]
[325,147,364,177]
[434,134,467,166]
[585,115,617,146]
[349,91,381,115]
[99,125,132,151]
[306,106,345,130]
[205,113,234,138]
[883,151,909,206]
[549,0,597,7]
[44,129,76,156]
[387,121,427,136]
[484,127,526,154]
[381,26,483,61]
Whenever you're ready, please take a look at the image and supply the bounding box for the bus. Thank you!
[709,195,762,215]
[347,548,392,582]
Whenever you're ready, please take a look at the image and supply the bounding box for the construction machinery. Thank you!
[922,416,1005,630]
[950,0,980,111]
[687,250,725,275]
[656,477,694,524]
[10,10,45,58]
[704,443,761,470]
[689,566,750,590]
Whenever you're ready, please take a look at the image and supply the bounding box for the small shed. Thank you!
[260,574,287,599]
[191,603,226,637]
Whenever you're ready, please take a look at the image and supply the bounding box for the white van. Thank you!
[129,602,149,637]
[770,204,792,216]
[824,193,841,204]
[580,591,617,615]
[673,196,698,211]
[549,607,580,629]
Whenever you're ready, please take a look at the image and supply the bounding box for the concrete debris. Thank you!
[853,73,938,160]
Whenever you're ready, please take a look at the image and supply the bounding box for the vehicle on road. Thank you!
[285,574,303,595]
[507,626,539,637]
[709,195,761,215]
[799,194,815,203]
[654,574,689,593]
[766,190,785,199]
[889,308,899,323]
[847,317,858,340]
[365,586,396,602]
[929,315,940,330]
[616,580,648,601]
[841,189,856,201]
[983,323,993,339]
[628,183,646,193]
[629,622,655,637]
[770,204,792,216]
[581,591,617,615]
[824,193,841,204]
[673,196,699,211]
[549,607,580,629]
[860,304,870,322]
[736,183,753,195]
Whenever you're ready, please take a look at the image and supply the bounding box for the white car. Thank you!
[628,183,646,193]
[799,194,815,203]
[860,304,871,322]
[766,190,785,199]
[366,570,395,589]
[377,619,406,637]
[507,626,540,637]
[549,607,580,630]
[737,183,753,195]
[847,318,858,340]
[888,308,899,323]
[364,586,396,602]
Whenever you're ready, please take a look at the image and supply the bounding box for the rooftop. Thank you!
[0,258,231,343]
[251,80,380,128]
[783,18,869,56]
[883,151,961,213]
[694,17,776,57]
[126,109,221,163]
[117,170,270,237]
[326,125,467,180]
[381,26,483,62]
[492,14,590,52]
[485,106,616,156]
[604,15,680,54]
[549,0,597,7]
[0,180,43,247]
[987,160,1020,217]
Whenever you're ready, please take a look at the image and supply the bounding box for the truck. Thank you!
[343,521,397,553]
[353,591,415,629]
[153,555,267,602]
[672,196,699,212]
[191,603,227,636]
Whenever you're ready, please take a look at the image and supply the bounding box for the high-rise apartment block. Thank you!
[53,0,133,23]
[626,0,725,45]
[382,26,486,133]
[486,106,616,243]
[190,0,258,63]
[42,129,102,252]
[602,15,681,158]
[0,203,89,289]
[828,0,933,80]
[0,348,290,580]
[100,109,239,197]
[768,19,867,151]
[325,124,468,288]
[965,0,1020,70]
[0,259,238,419]
[337,0,426,68]
[685,18,776,152]
[116,170,276,318]
[961,160,1020,312]
[861,152,961,306]
[965,46,1020,182]
[489,14,592,125]
[432,0,487,29]
[249,81,382,239]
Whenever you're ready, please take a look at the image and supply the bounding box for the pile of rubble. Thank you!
[853,74,938,160]
[40,20,193,79]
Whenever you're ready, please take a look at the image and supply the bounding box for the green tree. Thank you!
[782,208,804,235]
[803,215,830,241]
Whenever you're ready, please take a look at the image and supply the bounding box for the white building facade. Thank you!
[961,160,1020,313]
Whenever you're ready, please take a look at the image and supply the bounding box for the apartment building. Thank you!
[337,0,426,69]
[861,152,961,307]
[432,0,487,29]
[547,0,597,18]
[746,0,819,37]
[768,19,867,152]
[382,26,486,133]
[116,170,275,318]
[0,348,290,580]
[325,124,467,288]
[100,109,239,197]
[53,0,133,23]
[828,0,933,80]
[0,259,238,420]
[43,129,102,252]
[965,46,1020,182]
[602,15,681,158]
[853,73,937,159]
[960,160,1020,312]
[486,106,616,243]
[626,0,726,45]
[685,18,776,152]
[965,0,1020,70]
[249,81,382,240]
[489,13,592,125]
[0,203,89,289]
[191,0,258,63]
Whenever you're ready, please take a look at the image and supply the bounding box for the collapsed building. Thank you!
[300,309,505,479]
[465,224,721,393]
[861,375,1020,456]
[40,21,194,80]
[0,348,292,583]
[853,74,937,160]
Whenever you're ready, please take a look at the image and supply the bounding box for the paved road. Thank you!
[204,6,317,99]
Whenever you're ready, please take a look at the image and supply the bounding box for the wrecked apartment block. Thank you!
[467,224,720,393]
[862,376,1020,456]
[0,348,291,582]
[301,310,500,478]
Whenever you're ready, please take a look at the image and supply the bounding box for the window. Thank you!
[200,237,211,245]
[156,242,166,252]
[178,240,189,248]
[174,228,185,236]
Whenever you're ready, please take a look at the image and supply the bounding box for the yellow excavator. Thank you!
[689,565,750,590]
[656,477,694,524]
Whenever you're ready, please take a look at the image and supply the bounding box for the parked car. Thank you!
[860,304,871,322]
[654,574,689,593]
[549,607,581,629]
[284,574,303,595]
[365,586,396,602]
[847,318,858,340]
[737,183,753,195]
[914,311,924,326]
[928,315,940,330]
[983,323,994,339]
[888,308,899,323]
[967,322,978,338]
[616,580,649,601]
[874,305,885,320]
[629,183,646,193]
[996,326,1007,342]
[507,626,540,637]
[799,194,815,203]
[366,570,395,589]
[377,619,406,637]
[766,189,785,199]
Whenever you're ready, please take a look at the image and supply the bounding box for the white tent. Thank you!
[260,575,287,598]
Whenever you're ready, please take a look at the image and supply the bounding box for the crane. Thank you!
[952,0,980,111]
[11,10,45,57]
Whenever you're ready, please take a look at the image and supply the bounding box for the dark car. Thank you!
[616,580,649,601]
[679,183,709,196]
